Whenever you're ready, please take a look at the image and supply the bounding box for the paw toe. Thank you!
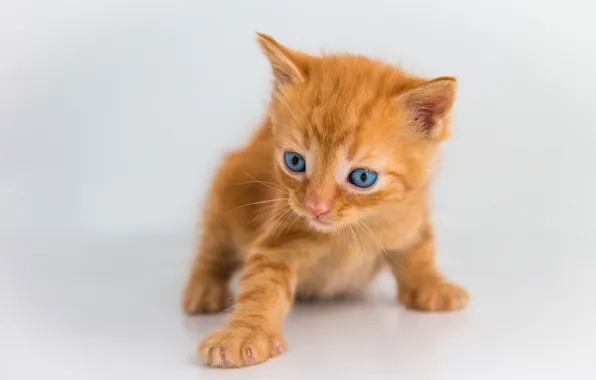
[199,326,284,368]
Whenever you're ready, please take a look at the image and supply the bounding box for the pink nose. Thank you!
[305,199,330,217]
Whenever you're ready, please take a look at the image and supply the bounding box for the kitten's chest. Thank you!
[295,235,386,298]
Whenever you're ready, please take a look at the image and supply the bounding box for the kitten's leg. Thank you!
[198,242,314,368]
[182,214,238,315]
[388,224,469,312]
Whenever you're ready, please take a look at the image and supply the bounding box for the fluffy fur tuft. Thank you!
[183,33,469,368]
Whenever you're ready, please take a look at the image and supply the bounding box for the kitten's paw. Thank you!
[399,282,469,312]
[182,277,232,315]
[199,325,285,368]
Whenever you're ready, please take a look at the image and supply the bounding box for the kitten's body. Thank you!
[183,34,468,368]
[207,120,407,299]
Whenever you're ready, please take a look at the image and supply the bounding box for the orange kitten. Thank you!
[182,33,469,368]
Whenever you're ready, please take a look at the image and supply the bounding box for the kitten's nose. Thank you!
[305,198,331,217]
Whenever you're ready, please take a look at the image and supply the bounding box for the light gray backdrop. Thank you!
[3,0,594,238]
[1,1,595,379]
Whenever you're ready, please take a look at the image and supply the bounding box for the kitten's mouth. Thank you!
[288,199,336,231]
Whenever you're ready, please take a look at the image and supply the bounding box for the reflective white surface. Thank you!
[1,234,595,379]
[2,0,596,378]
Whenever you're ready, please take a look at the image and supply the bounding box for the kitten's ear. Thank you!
[256,33,309,86]
[397,77,457,139]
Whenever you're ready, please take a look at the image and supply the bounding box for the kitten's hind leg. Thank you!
[182,216,239,315]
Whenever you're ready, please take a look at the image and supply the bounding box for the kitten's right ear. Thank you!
[256,33,309,86]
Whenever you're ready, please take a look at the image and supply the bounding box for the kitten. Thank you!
[182,33,469,368]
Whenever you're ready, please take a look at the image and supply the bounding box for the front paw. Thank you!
[399,282,469,312]
[199,324,285,368]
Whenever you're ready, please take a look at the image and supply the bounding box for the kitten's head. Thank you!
[257,33,456,232]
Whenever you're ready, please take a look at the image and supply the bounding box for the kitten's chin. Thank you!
[308,217,337,233]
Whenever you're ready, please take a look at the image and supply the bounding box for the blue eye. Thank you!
[349,168,378,188]
[284,152,306,172]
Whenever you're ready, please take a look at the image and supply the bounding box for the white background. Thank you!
[1,1,595,379]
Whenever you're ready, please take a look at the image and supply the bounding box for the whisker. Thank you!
[348,224,360,255]
[234,180,288,193]
[258,205,290,238]
[354,217,404,269]
[232,202,282,236]
[273,208,295,240]
[229,198,287,212]
[341,224,356,255]
[240,172,289,194]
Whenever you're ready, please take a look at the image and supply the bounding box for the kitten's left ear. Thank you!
[397,77,457,139]
[256,32,310,87]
